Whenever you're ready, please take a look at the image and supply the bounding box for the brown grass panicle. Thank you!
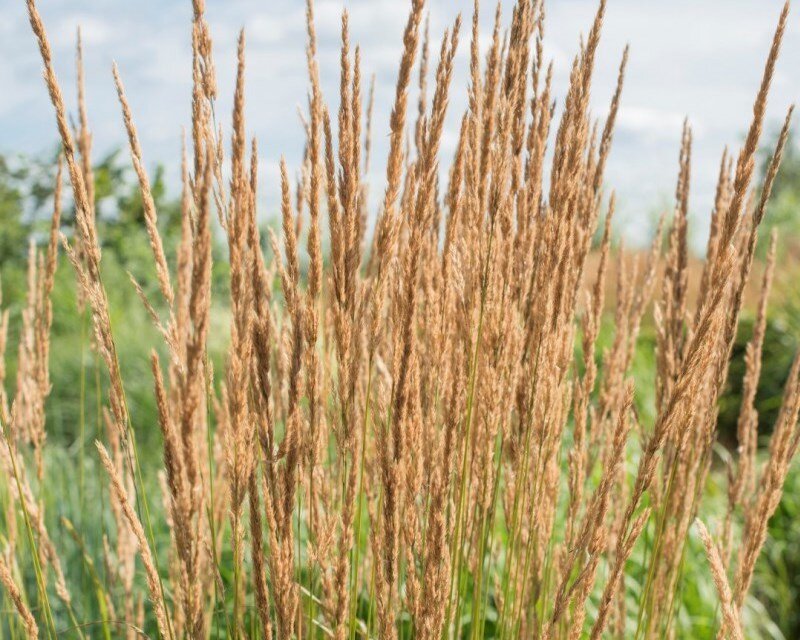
[4,0,798,638]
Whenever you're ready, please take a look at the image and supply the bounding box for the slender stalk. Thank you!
[0,422,56,640]
[349,362,374,640]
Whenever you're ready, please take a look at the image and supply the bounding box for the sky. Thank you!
[2,0,798,243]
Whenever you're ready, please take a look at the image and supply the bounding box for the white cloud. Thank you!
[52,15,113,47]
[617,106,689,140]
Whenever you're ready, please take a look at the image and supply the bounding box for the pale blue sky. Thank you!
[3,0,798,241]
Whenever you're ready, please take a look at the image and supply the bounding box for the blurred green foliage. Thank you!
[753,461,800,638]
[760,128,800,252]
[0,148,233,453]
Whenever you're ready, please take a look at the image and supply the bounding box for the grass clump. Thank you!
[0,0,798,638]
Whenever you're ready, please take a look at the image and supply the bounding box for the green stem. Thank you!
[475,433,504,640]
[349,362,374,640]
[634,447,681,640]
[0,421,57,640]
[496,340,543,639]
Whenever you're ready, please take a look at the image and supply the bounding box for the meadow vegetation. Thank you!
[1,0,800,638]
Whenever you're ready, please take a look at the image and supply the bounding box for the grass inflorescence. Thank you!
[0,0,798,638]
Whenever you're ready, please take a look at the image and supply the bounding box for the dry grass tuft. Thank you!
[0,0,796,638]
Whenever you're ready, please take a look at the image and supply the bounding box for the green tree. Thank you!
[760,128,800,250]
[0,148,190,447]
